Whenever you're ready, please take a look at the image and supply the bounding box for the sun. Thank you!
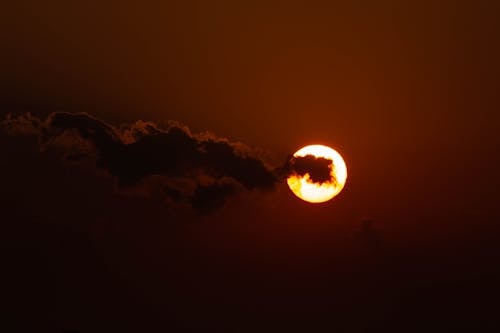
[286,144,347,203]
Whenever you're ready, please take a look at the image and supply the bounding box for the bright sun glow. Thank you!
[287,144,347,203]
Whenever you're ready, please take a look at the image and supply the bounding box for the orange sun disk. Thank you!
[287,144,347,203]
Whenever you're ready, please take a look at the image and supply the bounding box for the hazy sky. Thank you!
[2,1,500,331]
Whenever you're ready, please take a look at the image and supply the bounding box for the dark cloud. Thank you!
[190,181,239,214]
[1,112,278,213]
[286,154,335,185]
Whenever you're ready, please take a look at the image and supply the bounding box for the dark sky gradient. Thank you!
[2,1,500,332]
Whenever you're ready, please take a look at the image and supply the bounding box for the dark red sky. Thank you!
[1,1,500,332]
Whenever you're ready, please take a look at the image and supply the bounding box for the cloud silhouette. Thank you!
[1,112,278,213]
[286,154,334,184]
